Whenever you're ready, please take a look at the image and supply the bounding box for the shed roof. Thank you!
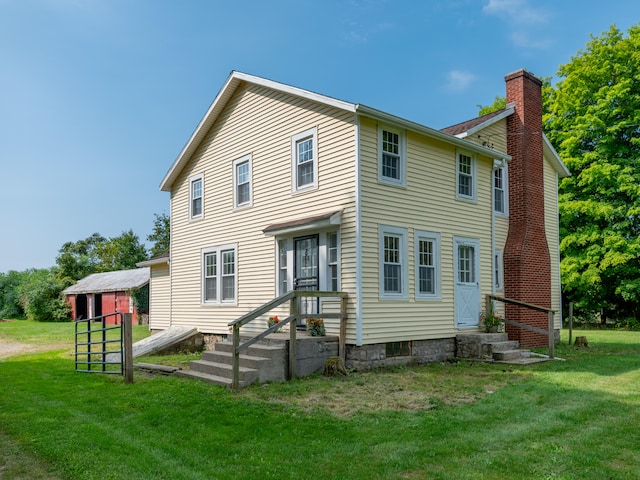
[63,268,150,295]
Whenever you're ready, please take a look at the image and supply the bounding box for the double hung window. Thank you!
[494,165,508,215]
[233,155,252,208]
[379,126,405,186]
[292,127,318,192]
[190,174,203,219]
[379,226,408,299]
[415,231,440,299]
[203,244,237,304]
[457,152,476,201]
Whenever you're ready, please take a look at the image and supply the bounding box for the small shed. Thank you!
[63,268,150,324]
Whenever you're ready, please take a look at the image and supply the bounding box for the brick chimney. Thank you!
[503,69,552,347]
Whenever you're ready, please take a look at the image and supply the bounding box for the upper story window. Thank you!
[379,225,408,300]
[415,231,441,300]
[379,126,406,186]
[291,127,318,192]
[233,155,252,208]
[190,174,203,219]
[457,152,476,201]
[203,244,237,305]
[494,164,508,215]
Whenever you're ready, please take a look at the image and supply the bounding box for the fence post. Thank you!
[289,294,298,380]
[569,302,574,346]
[232,324,240,390]
[340,295,347,363]
[123,313,134,384]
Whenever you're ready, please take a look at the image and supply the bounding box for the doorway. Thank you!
[454,237,480,328]
[294,234,319,325]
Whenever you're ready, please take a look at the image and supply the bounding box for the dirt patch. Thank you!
[0,340,45,359]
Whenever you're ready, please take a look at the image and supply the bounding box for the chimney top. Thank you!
[504,69,542,87]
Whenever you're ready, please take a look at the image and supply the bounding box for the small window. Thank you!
[233,155,252,208]
[457,152,476,201]
[278,240,288,296]
[379,126,405,186]
[386,341,411,357]
[494,165,508,215]
[379,225,408,299]
[327,232,339,291]
[190,174,203,219]
[458,245,475,283]
[202,244,237,305]
[415,231,441,300]
[292,127,318,192]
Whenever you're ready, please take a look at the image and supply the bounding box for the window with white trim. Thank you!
[415,231,440,299]
[494,249,504,291]
[327,232,339,291]
[457,152,476,201]
[494,165,508,215]
[291,127,318,192]
[379,126,405,186]
[202,244,236,304]
[379,225,408,299]
[233,155,252,208]
[190,174,203,219]
[278,239,288,296]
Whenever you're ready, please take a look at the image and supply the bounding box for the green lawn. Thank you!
[1,321,639,479]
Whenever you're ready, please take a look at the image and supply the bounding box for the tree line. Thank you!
[0,213,169,322]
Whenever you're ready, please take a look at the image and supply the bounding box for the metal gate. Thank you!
[75,312,124,374]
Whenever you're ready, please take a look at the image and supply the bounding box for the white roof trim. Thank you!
[455,103,516,139]
[136,256,170,267]
[543,134,571,178]
[355,104,511,162]
[160,71,357,191]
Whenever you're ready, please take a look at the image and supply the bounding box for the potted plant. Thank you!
[268,315,282,333]
[306,317,326,336]
[480,310,504,333]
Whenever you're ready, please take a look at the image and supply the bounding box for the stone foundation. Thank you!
[345,338,455,371]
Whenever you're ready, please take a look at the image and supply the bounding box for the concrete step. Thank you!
[176,369,239,388]
[214,341,286,360]
[493,349,529,361]
[489,340,520,352]
[188,359,258,385]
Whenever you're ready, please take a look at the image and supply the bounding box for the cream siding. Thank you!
[148,263,171,330]
[357,116,497,344]
[168,82,357,335]
[544,155,562,326]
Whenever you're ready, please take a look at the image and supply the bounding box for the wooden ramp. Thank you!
[106,326,198,363]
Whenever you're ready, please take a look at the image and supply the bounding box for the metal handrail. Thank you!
[227,290,347,389]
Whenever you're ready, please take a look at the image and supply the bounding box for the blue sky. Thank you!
[1,0,639,273]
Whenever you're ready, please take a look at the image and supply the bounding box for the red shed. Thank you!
[63,268,150,324]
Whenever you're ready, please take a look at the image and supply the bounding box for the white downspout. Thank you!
[355,114,363,346]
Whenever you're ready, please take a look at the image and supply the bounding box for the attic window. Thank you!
[190,174,203,219]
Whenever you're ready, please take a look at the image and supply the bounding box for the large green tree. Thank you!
[95,230,148,272]
[544,24,640,319]
[147,213,170,258]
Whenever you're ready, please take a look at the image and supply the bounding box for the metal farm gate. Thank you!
[75,312,133,382]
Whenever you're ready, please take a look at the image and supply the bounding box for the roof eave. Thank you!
[355,104,511,162]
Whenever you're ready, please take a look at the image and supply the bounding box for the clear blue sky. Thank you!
[1,0,638,273]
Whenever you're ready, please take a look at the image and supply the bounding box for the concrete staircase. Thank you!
[177,333,339,388]
[456,333,546,364]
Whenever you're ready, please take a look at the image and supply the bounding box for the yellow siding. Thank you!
[148,262,170,330]
[358,117,498,344]
[463,118,508,154]
[169,82,357,334]
[544,156,562,326]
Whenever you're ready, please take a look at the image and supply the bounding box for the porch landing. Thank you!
[456,332,548,365]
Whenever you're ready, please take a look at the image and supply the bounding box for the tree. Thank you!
[96,230,148,271]
[147,213,170,258]
[55,233,106,285]
[544,24,640,319]
[18,269,70,322]
[477,95,507,116]
[0,270,27,319]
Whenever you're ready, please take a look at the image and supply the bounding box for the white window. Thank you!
[233,155,252,208]
[327,232,339,291]
[457,152,476,201]
[379,126,406,186]
[291,127,318,192]
[190,174,203,219]
[415,231,441,300]
[494,164,508,215]
[379,225,408,299]
[202,244,237,305]
[278,239,288,296]
[494,249,504,291]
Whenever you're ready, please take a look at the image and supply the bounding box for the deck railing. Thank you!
[227,290,347,390]
[486,294,556,359]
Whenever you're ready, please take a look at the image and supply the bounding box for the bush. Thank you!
[18,269,70,322]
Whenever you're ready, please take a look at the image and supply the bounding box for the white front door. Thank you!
[454,237,480,328]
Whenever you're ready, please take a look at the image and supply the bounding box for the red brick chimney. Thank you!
[503,69,552,347]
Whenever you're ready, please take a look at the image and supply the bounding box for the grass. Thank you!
[1,321,640,479]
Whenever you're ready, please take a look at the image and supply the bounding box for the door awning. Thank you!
[263,210,342,236]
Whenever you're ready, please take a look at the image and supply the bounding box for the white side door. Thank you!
[454,237,480,328]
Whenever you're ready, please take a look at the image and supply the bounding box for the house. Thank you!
[63,268,150,324]
[147,69,569,369]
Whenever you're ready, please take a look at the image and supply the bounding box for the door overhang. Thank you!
[263,210,342,236]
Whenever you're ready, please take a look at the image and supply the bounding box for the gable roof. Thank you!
[160,71,511,192]
[62,268,150,295]
[441,104,571,179]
